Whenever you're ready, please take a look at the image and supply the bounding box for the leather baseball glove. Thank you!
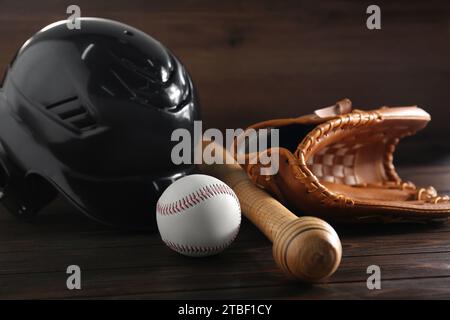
[235,99,450,224]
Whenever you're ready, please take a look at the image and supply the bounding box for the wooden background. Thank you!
[1,0,449,142]
[2,0,450,299]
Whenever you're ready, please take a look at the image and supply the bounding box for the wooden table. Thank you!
[1,159,450,299]
[1,0,449,300]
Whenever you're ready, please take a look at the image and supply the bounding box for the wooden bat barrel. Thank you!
[198,144,342,282]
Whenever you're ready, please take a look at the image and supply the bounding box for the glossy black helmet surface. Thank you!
[0,18,200,229]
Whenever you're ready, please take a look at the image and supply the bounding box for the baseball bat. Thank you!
[198,141,342,282]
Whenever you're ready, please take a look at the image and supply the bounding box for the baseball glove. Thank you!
[235,98,450,224]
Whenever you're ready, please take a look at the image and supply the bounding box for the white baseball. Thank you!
[156,174,241,257]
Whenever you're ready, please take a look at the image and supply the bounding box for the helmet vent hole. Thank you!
[123,30,133,36]
[44,96,97,132]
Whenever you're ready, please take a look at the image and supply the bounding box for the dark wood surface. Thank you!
[1,161,450,299]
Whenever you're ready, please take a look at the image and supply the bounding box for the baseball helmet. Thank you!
[0,18,200,229]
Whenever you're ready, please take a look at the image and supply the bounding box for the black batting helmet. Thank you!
[0,18,200,229]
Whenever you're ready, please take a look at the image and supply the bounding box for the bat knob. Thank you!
[273,216,342,282]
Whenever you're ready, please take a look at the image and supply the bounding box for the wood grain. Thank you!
[1,0,450,299]
[0,159,450,298]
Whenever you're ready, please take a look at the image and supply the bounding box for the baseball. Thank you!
[156,174,241,257]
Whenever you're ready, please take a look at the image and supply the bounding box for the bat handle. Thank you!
[272,216,342,282]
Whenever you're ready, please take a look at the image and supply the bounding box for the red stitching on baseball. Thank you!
[156,183,240,216]
[162,223,240,255]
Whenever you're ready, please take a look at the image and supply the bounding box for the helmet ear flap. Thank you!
[0,142,57,219]
[0,147,26,218]
[23,173,58,214]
